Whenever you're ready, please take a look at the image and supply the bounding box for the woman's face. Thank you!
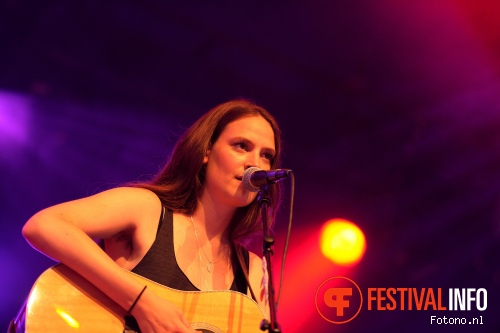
[203,115,276,208]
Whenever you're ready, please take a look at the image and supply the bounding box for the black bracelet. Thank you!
[128,285,147,314]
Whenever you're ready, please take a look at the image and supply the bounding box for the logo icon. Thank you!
[315,276,363,324]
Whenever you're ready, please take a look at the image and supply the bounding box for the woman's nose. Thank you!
[245,152,261,170]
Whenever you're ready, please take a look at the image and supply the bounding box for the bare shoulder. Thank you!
[92,186,159,203]
[97,187,163,267]
[89,186,160,212]
[34,186,163,239]
[92,186,163,226]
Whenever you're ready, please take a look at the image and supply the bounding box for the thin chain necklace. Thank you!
[197,250,232,291]
[190,215,226,272]
[190,215,231,290]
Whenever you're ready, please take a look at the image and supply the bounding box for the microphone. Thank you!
[242,167,292,192]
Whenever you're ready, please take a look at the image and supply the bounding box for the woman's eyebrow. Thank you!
[232,136,275,154]
[262,147,276,156]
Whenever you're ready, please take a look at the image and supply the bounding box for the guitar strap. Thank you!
[235,243,258,303]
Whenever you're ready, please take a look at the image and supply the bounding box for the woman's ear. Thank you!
[203,144,211,164]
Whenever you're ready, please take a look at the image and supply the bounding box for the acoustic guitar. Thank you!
[10,264,266,333]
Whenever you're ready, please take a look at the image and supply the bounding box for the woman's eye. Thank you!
[234,141,247,150]
[262,152,274,161]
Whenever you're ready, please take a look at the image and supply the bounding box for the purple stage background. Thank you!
[1,1,499,332]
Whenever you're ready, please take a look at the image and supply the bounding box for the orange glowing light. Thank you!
[320,218,366,266]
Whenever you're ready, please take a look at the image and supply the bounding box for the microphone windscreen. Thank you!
[242,167,261,192]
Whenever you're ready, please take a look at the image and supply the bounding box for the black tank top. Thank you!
[131,207,249,293]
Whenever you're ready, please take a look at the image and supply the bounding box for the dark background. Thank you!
[1,1,499,332]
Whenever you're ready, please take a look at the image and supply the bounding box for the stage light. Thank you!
[320,218,366,266]
[0,91,30,145]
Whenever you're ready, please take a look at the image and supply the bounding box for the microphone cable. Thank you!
[276,171,295,309]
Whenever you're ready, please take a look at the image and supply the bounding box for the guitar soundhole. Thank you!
[124,315,140,333]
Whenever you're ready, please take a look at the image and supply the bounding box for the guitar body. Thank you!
[17,264,265,333]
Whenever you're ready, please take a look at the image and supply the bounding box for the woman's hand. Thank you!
[130,289,198,333]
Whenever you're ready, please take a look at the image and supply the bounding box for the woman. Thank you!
[22,99,283,333]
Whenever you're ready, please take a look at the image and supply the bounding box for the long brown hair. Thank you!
[132,99,283,245]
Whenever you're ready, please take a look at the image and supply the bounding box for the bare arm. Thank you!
[22,187,196,333]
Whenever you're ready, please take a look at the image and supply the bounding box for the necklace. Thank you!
[190,215,225,273]
[190,215,232,290]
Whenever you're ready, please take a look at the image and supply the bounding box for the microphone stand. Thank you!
[257,185,281,333]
